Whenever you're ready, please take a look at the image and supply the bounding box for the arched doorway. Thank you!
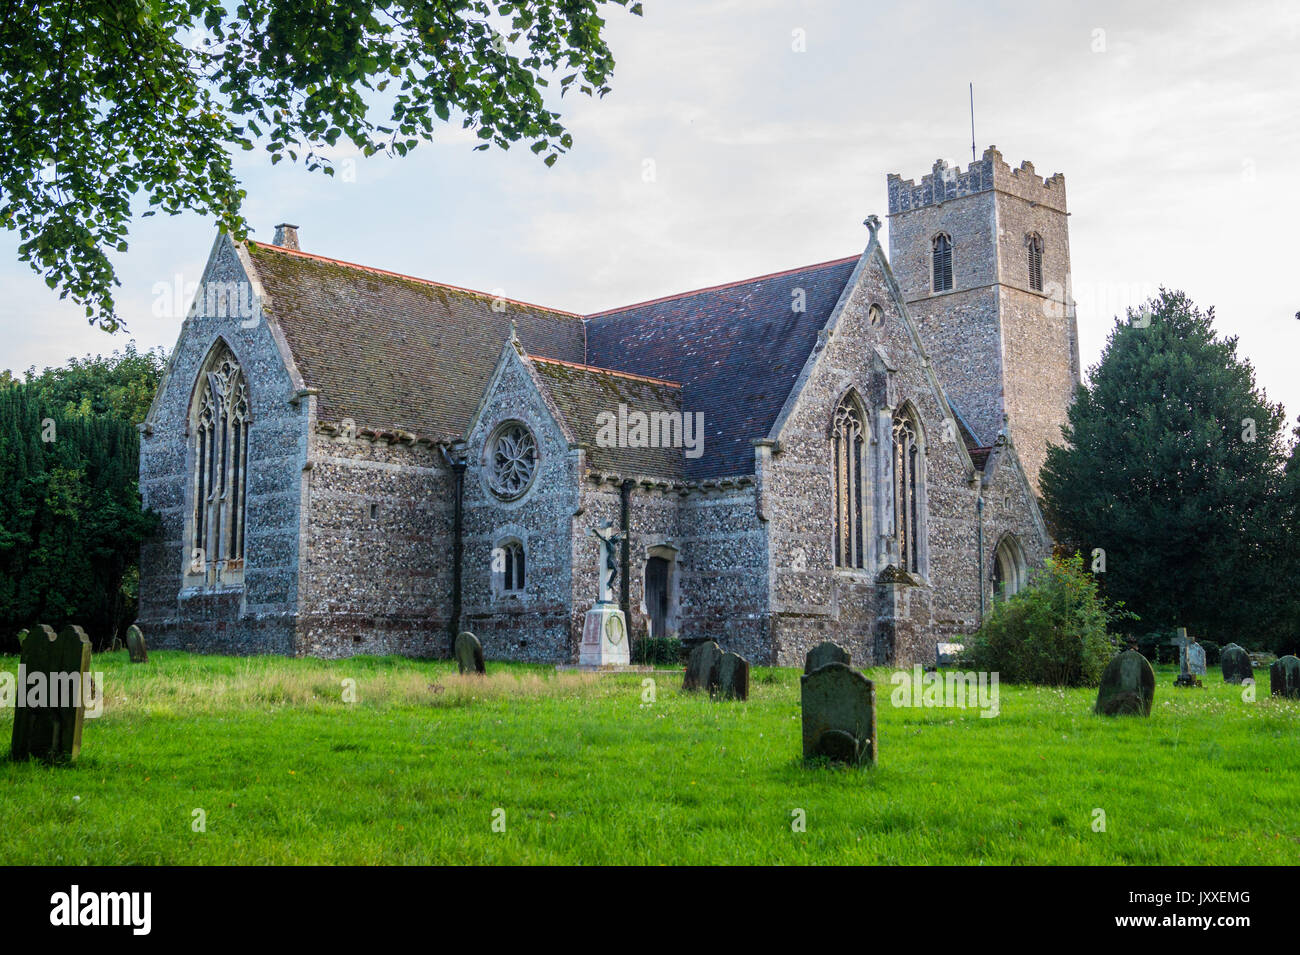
[992,535,1028,602]
[642,544,680,640]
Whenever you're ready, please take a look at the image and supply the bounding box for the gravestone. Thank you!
[1173,628,1201,687]
[1095,649,1156,716]
[110,636,123,652]
[1269,655,1300,699]
[716,651,750,701]
[682,640,721,693]
[935,642,964,667]
[1185,640,1207,677]
[10,625,92,763]
[801,662,876,766]
[804,641,850,675]
[125,624,148,664]
[1220,643,1252,684]
[454,631,486,675]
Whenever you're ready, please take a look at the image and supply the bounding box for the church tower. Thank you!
[886,146,1081,492]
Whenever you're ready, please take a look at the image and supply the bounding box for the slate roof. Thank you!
[584,256,859,479]
[530,357,684,480]
[245,242,585,441]
[243,241,860,479]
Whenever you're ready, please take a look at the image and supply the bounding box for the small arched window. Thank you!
[893,410,922,574]
[832,395,867,569]
[495,539,526,594]
[1026,233,1044,292]
[932,233,953,292]
[187,341,250,586]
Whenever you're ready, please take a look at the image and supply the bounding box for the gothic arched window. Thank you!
[187,342,250,586]
[1027,233,1044,292]
[495,539,526,594]
[832,395,867,569]
[932,233,953,292]
[893,410,922,574]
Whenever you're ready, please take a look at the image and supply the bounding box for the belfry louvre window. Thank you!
[932,234,953,292]
[893,412,921,574]
[1027,233,1044,292]
[832,396,867,569]
[188,344,250,585]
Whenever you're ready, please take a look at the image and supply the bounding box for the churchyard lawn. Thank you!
[1,652,1295,864]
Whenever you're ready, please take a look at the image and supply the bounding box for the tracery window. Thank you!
[932,233,953,292]
[1027,233,1044,292]
[832,395,867,569]
[893,411,922,575]
[496,539,526,594]
[188,342,250,586]
[487,423,537,500]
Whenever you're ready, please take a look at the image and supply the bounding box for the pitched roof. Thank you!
[584,256,859,479]
[530,357,685,480]
[245,242,585,441]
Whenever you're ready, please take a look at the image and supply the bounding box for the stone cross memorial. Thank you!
[1173,628,1201,688]
[1095,649,1156,716]
[10,625,93,763]
[800,660,877,766]
[454,631,486,675]
[1269,655,1300,699]
[579,522,630,667]
[1220,643,1252,684]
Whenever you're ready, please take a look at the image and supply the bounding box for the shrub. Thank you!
[961,554,1131,687]
[633,636,682,667]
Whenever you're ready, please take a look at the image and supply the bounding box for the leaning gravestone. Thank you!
[1095,649,1156,716]
[683,640,722,693]
[11,625,92,763]
[1220,643,1252,684]
[126,624,148,664]
[1269,655,1300,699]
[716,651,750,701]
[804,641,850,675]
[454,631,486,675]
[801,662,876,766]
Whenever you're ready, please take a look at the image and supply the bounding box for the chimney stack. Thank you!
[272,223,300,250]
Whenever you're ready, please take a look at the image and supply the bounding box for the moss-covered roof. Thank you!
[531,357,685,480]
[246,242,585,441]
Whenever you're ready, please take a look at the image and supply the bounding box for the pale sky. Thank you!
[3,0,1298,424]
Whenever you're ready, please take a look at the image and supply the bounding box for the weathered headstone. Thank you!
[1095,649,1156,716]
[1220,643,1252,684]
[110,636,123,652]
[716,651,750,701]
[804,641,850,675]
[1185,640,1207,677]
[682,640,721,692]
[1269,655,1300,699]
[801,662,876,766]
[1173,628,1201,687]
[935,642,964,667]
[454,631,486,675]
[126,624,148,664]
[10,625,92,763]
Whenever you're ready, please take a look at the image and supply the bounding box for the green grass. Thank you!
[1,651,1296,864]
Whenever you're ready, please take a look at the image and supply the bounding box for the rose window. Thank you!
[488,424,537,499]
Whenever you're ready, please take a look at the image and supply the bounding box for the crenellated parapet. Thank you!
[887,146,1066,214]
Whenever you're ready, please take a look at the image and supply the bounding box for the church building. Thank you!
[137,146,1080,666]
